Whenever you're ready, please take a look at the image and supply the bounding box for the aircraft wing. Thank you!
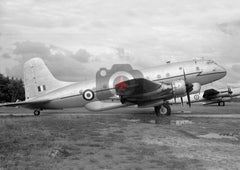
[115,78,174,106]
[203,99,223,105]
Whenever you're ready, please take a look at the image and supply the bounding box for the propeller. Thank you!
[180,97,184,107]
[227,86,233,95]
[183,69,193,107]
[220,86,233,95]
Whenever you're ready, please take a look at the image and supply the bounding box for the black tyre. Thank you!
[34,110,40,116]
[154,106,160,117]
[159,104,171,116]
[154,104,171,116]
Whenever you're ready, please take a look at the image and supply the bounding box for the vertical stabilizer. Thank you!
[23,58,72,100]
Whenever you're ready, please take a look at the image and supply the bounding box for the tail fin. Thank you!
[23,58,73,100]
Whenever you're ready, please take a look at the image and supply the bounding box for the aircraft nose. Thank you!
[217,64,227,77]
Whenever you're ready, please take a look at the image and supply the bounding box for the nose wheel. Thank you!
[34,110,40,116]
[154,104,171,117]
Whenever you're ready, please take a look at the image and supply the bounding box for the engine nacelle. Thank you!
[221,97,232,102]
[171,79,187,98]
[190,82,201,95]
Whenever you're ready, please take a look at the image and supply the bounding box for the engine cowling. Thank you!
[171,79,187,98]
[190,82,201,95]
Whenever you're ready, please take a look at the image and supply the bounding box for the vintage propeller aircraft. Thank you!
[176,86,240,106]
[0,58,226,116]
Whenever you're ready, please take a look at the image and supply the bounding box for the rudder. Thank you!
[23,58,72,100]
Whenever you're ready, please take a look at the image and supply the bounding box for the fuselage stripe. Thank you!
[58,71,225,100]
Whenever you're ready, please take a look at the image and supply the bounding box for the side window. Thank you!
[196,66,200,71]
[207,60,214,64]
[43,85,46,91]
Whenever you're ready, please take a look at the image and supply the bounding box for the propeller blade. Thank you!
[183,69,192,107]
[183,69,187,82]
[180,97,183,107]
[187,91,191,107]
[228,86,233,95]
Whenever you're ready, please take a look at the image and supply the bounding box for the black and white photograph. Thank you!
[0,0,240,169]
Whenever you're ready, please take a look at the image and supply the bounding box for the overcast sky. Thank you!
[1,0,240,88]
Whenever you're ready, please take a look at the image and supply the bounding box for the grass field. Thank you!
[0,104,240,170]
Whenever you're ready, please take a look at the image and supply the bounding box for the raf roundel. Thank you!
[83,89,95,101]
[194,94,200,100]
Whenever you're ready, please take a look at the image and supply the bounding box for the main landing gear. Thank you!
[154,103,171,117]
[34,110,41,116]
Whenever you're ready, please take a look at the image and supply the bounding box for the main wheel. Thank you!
[34,110,40,116]
[120,97,126,104]
[160,104,171,116]
[218,101,225,106]
[154,104,171,117]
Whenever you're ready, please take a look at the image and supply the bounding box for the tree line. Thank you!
[0,74,25,103]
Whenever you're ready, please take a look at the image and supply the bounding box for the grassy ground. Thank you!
[0,104,240,170]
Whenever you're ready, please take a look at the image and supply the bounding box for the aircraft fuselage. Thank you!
[31,59,226,110]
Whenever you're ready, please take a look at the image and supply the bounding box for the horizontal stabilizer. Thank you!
[0,99,50,107]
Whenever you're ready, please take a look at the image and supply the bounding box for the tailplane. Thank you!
[23,58,73,100]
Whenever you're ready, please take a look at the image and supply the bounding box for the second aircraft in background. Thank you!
[173,86,240,106]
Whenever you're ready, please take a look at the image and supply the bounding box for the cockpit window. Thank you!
[207,60,216,64]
